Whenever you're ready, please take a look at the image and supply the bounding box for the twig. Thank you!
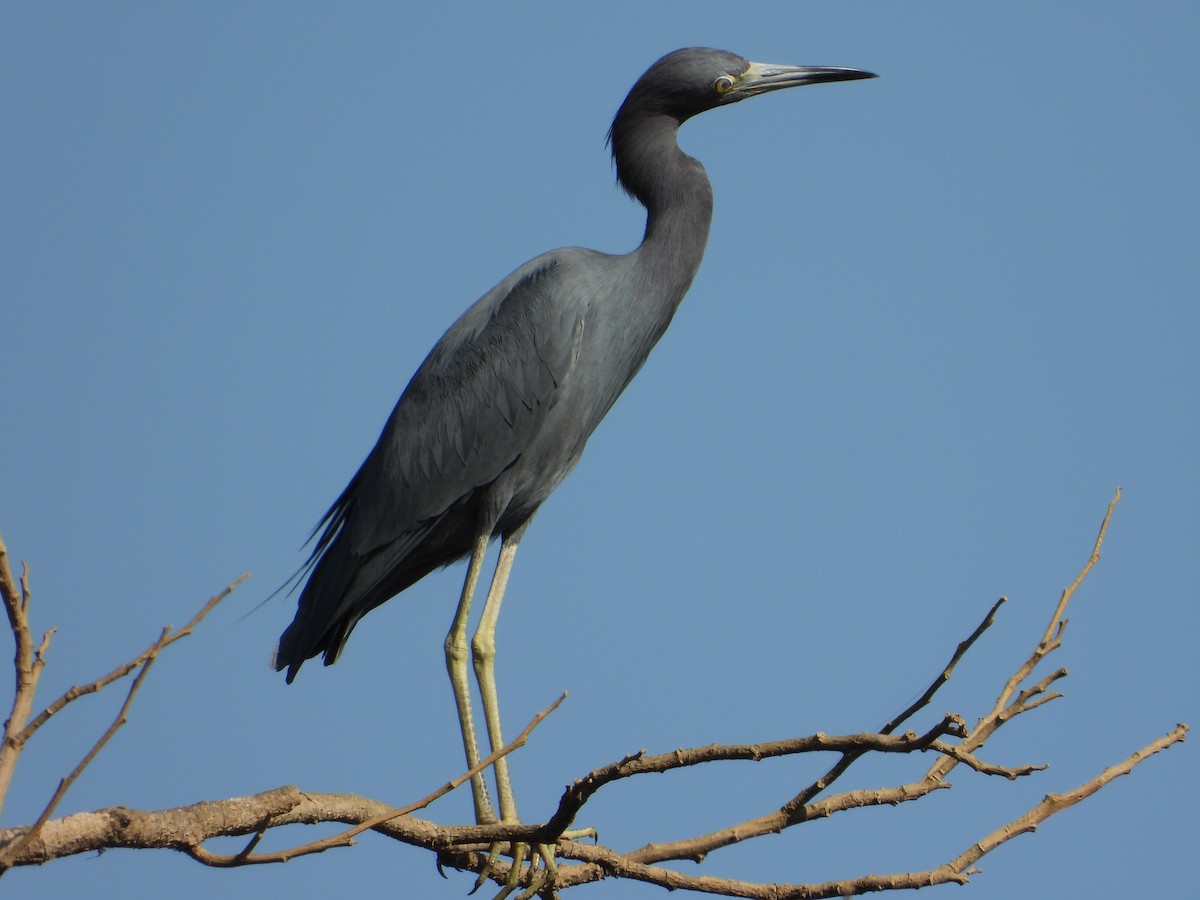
[185,693,567,866]
[620,598,1006,868]
[996,488,1119,723]
[549,724,1188,898]
[0,564,247,869]
[881,596,1006,735]
[785,595,1005,817]
[926,741,1046,779]
[0,529,47,818]
[541,716,965,845]
[0,530,24,620]
[17,574,249,745]
[926,488,1121,784]
[0,641,163,870]
[943,723,1187,875]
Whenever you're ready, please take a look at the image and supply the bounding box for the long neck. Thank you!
[612,113,714,303]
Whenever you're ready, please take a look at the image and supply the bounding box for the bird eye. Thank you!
[713,75,735,95]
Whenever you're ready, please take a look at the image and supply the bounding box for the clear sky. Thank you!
[2,3,1196,898]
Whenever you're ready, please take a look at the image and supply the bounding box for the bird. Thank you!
[275,46,874,862]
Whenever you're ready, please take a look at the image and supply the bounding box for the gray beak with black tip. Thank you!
[725,61,877,100]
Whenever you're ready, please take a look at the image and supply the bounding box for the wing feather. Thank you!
[348,255,585,555]
[276,251,597,675]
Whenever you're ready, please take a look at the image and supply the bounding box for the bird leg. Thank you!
[471,524,565,899]
[472,526,524,824]
[446,523,546,898]
[472,529,527,895]
[444,528,497,825]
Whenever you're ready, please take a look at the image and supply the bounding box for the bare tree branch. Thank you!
[181,693,567,867]
[543,725,1188,898]
[0,637,162,870]
[0,541,248,870]
[0,489,1189,899]
[2,723,1181,895]
[0,529,50,819]
[924,488,1122,788]
[15,574,249,747]
[610,597,1004,870]
[942,722,1188,876]
[540,713,966,847]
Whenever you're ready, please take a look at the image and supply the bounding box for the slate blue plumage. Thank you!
[276,50,873,678]
[274,48,874,837]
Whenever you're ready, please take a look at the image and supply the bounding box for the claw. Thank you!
[494,840,527,899]
[470,839,562,900]
[470,842,500,894]
[514,845,556,900]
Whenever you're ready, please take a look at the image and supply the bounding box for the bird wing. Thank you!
[345,253,589,557]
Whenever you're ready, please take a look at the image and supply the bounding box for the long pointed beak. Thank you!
[732,62,877,98]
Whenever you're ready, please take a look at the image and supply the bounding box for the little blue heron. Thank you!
[275,46,874,884]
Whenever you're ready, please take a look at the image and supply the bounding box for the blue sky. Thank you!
[2,3,1196,898]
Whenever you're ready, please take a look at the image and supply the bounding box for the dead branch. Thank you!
[181,694,566,867]
[0,529,50,818]
[0,725,1182,896]
[547,717,1181,897]
[944,723,1187,876]
[924,487,1121,787]
[0,636,163,869]
[0,533,247,870]
[603,597,1005,870]
[0,489,1189,898]
[15,574,249,747]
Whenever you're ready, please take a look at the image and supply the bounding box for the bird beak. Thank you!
[731,62,877,98]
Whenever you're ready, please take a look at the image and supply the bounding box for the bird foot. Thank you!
[471,840,546,900]
[472,829,597,900]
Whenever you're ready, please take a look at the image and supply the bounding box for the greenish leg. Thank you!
[444,528,496,826]
[472,529,523,824]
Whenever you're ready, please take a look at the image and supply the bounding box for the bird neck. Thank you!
[613,114,714,299]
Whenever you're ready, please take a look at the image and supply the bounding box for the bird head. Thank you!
[617,47,876,125]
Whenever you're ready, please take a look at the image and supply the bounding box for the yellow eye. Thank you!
[713,75,734,95]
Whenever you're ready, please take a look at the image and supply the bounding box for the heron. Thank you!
[275,46,874,890]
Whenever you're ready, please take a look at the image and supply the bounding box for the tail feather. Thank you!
[274,516,455,681]
[274,530,355,680]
